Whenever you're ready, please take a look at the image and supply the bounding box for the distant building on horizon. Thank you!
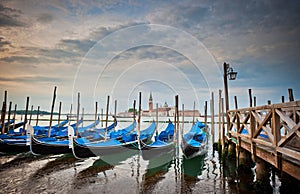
[117,93,201,118]
[142,93,200,117]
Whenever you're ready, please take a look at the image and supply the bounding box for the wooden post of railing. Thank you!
[254,96,257,107]
[281,96,285,103]
[268,100,271,105]
[288,88,294,102]
[211,92,215,143]
[272,105,282,170]
[248,89,253,107]
[250,107,256,162]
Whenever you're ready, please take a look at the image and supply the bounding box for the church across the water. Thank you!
[141,93,200,117]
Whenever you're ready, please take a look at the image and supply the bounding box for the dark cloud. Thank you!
[0,55,40,64]
[0,3,24,27]
[36,13,54,23]
[0,75,64,83]
[0,36,12,52]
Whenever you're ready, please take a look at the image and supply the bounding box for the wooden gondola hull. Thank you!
[31,136,71,155]
[73,136,153,158]
[181,138,207,159]
[141,143,175,160]
[73,140,131,158]
[0,140,29,153]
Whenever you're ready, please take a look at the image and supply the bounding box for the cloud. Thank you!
[36,13,54,23]
[0,36,13,51]
[0,75,65,83]
[0,3,24,27]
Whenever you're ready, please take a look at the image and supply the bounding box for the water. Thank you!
[0,117,299,193]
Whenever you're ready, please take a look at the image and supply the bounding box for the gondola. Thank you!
[0,119,14,130]
[72,121,156,159]
[29,119,115,155]
[0,119,71,153]
[141,121,175,160]
[181,120,207,159]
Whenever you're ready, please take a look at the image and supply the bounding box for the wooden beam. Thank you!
[275,109,296,129]
[276,147,300,162]
[278,122,300,147]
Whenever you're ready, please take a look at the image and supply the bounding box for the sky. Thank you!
[0,0,299,114]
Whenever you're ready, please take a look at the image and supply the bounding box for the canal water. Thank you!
[0,116,299,193]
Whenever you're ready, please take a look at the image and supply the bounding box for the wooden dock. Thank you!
[226,100,300,180]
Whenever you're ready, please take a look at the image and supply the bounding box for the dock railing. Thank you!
[226,100,300,180]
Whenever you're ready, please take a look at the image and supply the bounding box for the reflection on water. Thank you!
[0,122,299,193]
[181,154,206,193]
[140,150,174,193]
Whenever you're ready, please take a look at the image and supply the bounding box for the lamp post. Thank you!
[223,62,237,133]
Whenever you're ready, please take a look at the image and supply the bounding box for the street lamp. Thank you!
[223,62,237,135]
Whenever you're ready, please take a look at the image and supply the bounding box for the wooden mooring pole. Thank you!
[48,86,57,137]
[218,90,222,146]
[211,92,215,143]
[6,101,12,133]
[288,88,294,102]
[1,90,7,134]
[22,97,29,135]
[58,101,62,127]
[94,101,98,127]
[36,105,40,126]
[104,96,110,141]
[114,100,117,130]
[29,105,33,125]
[204,101,207,129]
[174,95,178,144]
[101,108,104,127]
[248,89,253,107]
[12,104,17,129]
[76,92,80,137]
[137,92,142,149]
[156,103,158,136]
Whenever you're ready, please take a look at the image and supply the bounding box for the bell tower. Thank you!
[149,92,153,111]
